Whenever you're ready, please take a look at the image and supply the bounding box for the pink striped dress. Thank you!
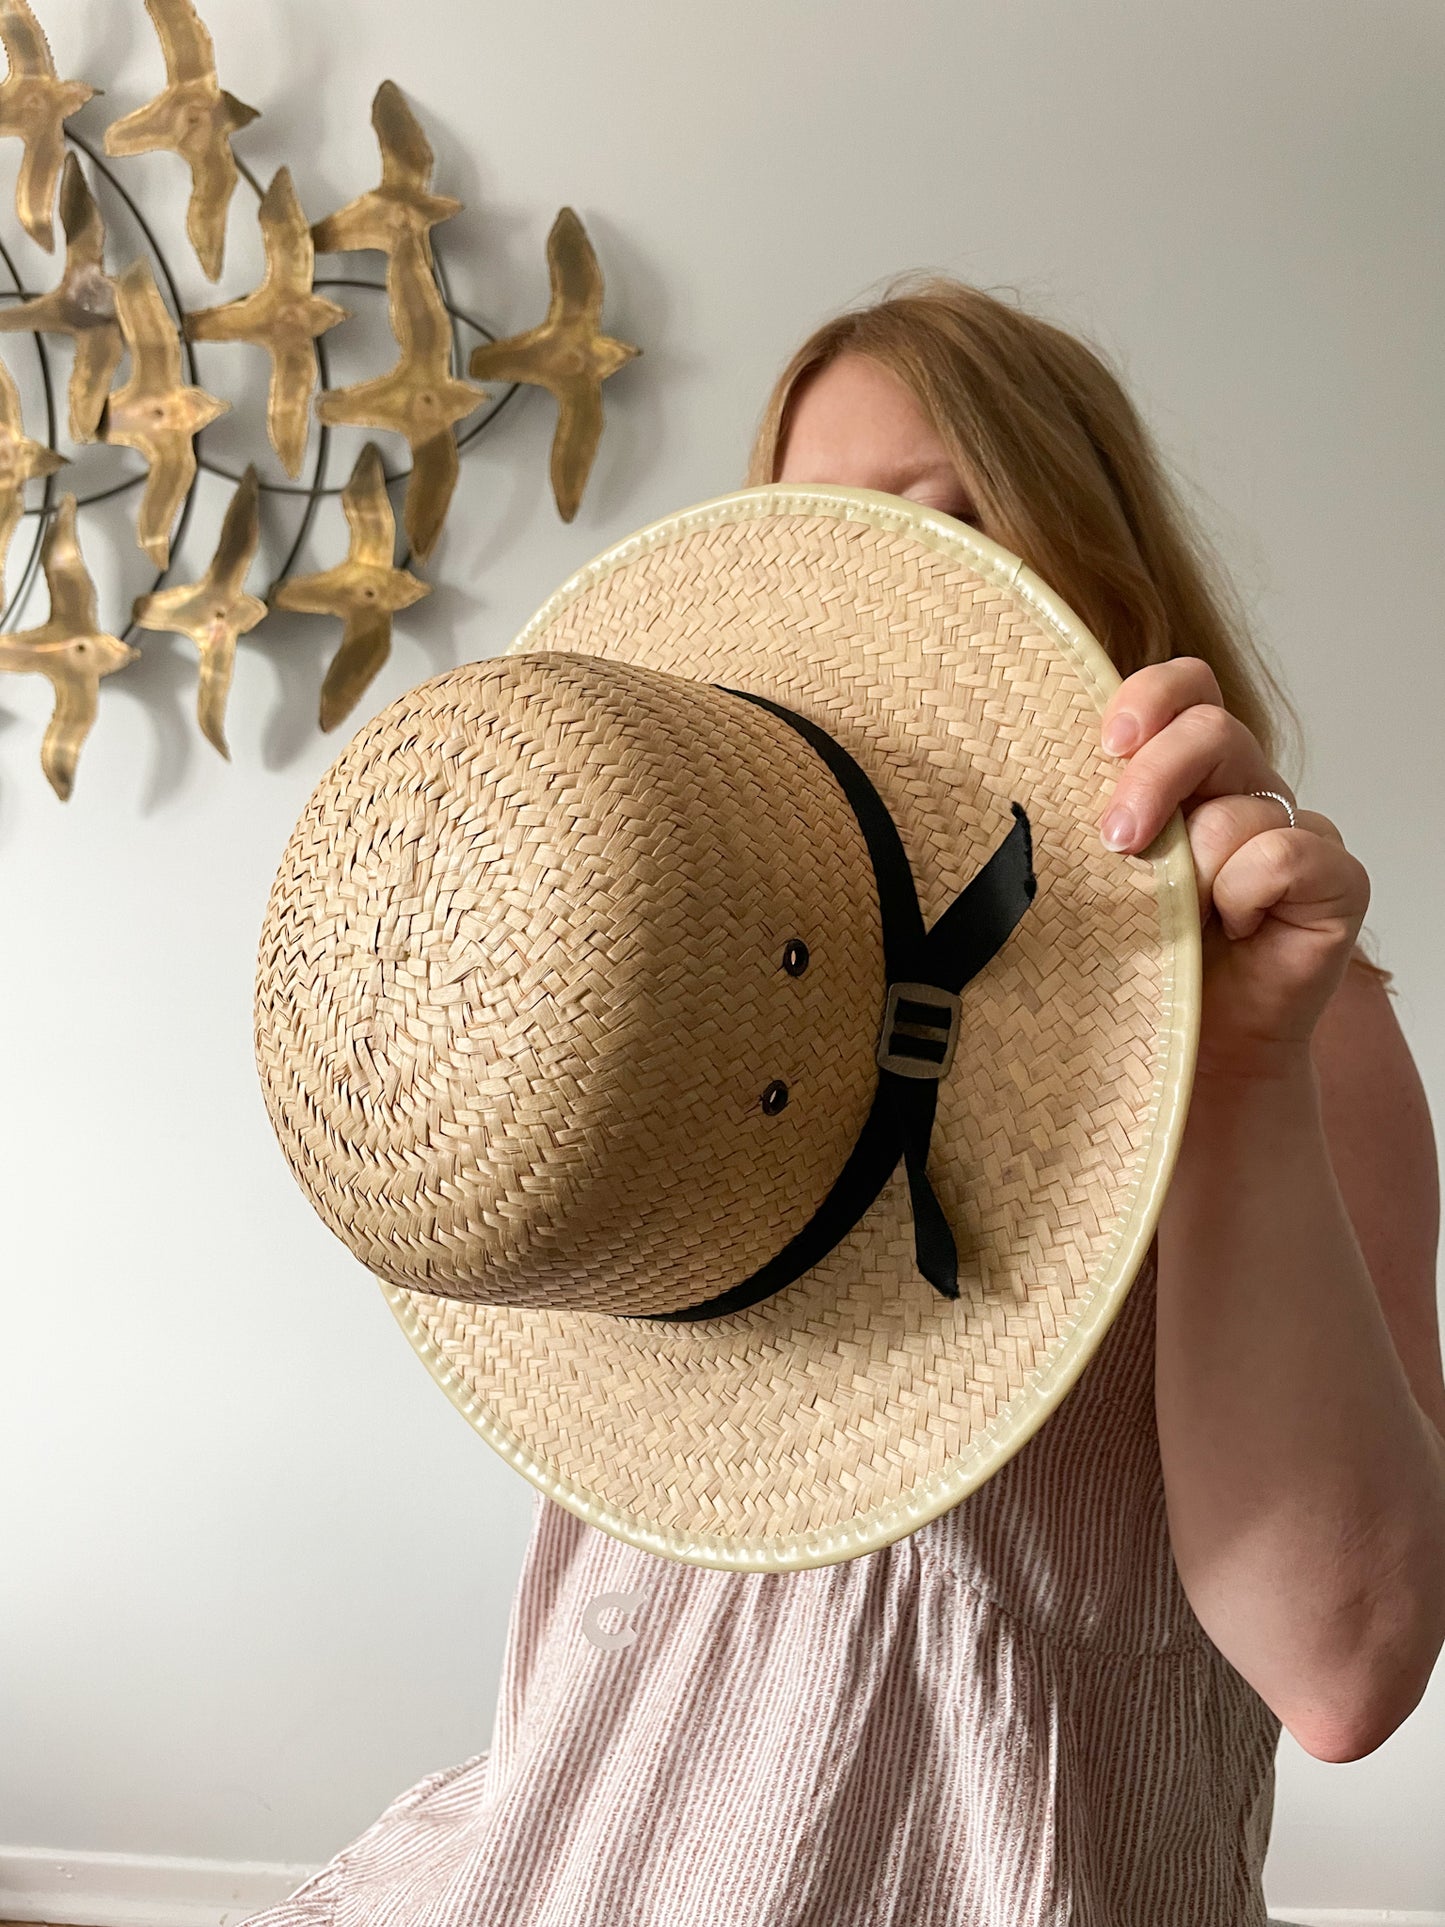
[242,1238,1283,1925]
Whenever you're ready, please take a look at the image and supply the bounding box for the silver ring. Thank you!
[1248,789,1297,829]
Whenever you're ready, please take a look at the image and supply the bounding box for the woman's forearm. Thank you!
[1154,1051,1445,1761]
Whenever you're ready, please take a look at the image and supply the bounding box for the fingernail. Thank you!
[1102,713,1139,756]
[1101,807,1136,851]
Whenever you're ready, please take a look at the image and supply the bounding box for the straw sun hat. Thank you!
[254,483,1200,1572]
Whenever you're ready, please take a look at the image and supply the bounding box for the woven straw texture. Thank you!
[254,484,1200,1571]
[257,652,884,1313]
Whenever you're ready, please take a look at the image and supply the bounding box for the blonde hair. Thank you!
[745,272,1394,997]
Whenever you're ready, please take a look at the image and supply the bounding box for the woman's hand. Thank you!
[1098,657,1372,1081]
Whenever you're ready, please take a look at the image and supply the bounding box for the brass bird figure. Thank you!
[314,225,485,560]
[309,79,460,267]
[105,256,229,568]
[0,349,66,575]
[0,492,138,800]
[272,440,429,732]
[0,0,97,252]
[0,151,123,443]
[185,167,349,478]
[102,0,259,281]
[131,462,265,760]
[468,206,639,523]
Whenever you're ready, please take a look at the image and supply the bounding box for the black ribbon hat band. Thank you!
[627,686,1038,1325]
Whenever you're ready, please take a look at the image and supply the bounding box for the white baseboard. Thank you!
[1271,1911,1445,1927]
[0,1846,319,1927]
[1267,1914,1445,1926]
[2,1850,1441,1927]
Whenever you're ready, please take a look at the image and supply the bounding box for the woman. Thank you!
[245,276,1445,1926]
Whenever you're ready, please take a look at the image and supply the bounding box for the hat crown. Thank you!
[255,650,886,1315]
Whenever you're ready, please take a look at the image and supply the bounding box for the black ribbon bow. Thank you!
[628,688,1037,1323]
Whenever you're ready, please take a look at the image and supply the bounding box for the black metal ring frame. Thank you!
[0,128,523,639]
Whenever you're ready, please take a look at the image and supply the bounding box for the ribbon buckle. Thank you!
[876,980,961,1080]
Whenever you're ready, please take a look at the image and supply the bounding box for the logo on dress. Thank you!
[581,1587,649,1649]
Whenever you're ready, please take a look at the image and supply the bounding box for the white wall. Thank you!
[2,0,1442,1919]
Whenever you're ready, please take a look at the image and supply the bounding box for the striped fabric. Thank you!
[242,1238,1282,1926]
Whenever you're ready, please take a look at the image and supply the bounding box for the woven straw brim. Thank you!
[362,485,1198,1570]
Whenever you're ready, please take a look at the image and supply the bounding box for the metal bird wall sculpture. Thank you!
[102,0,258,281]
[469,205,640,523]
[315,224,486,559]
[0,3,640,802]
[0,0,96,251]
[130,462,265,758]
[0,350,65,571]
[0,151,122,440]
[0,492,138,798]
[309,78,460,268]
[184,166,349,477]
[103,255,229,566]
[272,440,428,731]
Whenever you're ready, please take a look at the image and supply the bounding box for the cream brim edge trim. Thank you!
[377,484,1203,1567]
